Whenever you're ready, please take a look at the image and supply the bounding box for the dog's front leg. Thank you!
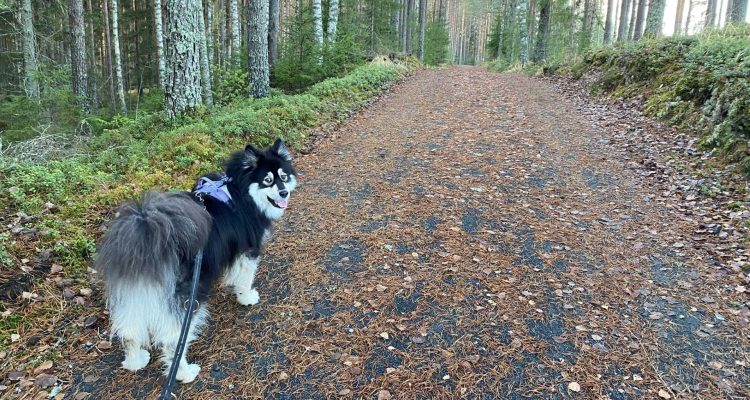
[222,253,260,306]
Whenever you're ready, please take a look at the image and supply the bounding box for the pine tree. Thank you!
[532,0,550,62]
[85,0,99,110]
[705,0,718,28]
[18,0,40,98]
[103,0,117,112]
[248,0,270,98]
[268,0,280,66]
[110,0,127,112]
[603,0,615,43]
[728,0,748,22]
[230,0,240,67]
[633,0,647,40]
[69,0,90,112]
[164,0,203,118]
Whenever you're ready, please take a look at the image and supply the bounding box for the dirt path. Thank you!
[70,67,748,399]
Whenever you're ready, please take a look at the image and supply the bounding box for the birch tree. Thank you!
[674,0,686,35]
[728,0,748,22]
[154,0,166,87]
[230,0,240,67]
[164,0,203,118]
[705,0,717,27]
[327,0,339,43]
[197,0,213,105]
[110,0,127,112]
[418,0,427,61]
[248,0,270,98]
[103,0,116,112]
[18,0,40,98]
[312,0,324,50]
[69,0,89,112]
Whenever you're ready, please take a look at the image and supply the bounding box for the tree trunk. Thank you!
[705,0,717,27]
[405,0,414,53]
[86,0,99,110]
[644,0,665,36]
[418,0,426,61]
[674,0,685,35]
[729,0,748,22]
[18,0,40,98]
[518,0,528,66]
[230,0,240,67]
[328,0,339,43]
[69,0,90,112]
[603,0,615,43]
[103,0,116,112]
[197,0,213,105]
[568,0,577,52]
[685,0,693,33]
[633,0,647,40]
[248,0,269,98]
[164,0,203,118]
[617,0,631,40]
[533,0,550,62]
[154,0,166,87]
[219,0,226,67]
[111,0,127,112]
[268,0,279,66]
[312,0,323,48]
[206,0,214,67]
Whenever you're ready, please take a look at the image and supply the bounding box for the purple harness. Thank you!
[194,176,233,205]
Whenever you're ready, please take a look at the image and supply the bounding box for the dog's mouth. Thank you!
[268,196,288,209]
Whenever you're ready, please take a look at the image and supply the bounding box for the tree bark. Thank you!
[617,0,631,40]
[518,0,528,66]
[111,0,127,112]
[532,0,550,62]
[230,0,240,67]
[603,0,615,43]
[154,0,166,87]
[328,0,339,43]
[103,0,116,112]
[685,0,693,33]
[197,0,213,105]
[69,0,90,112]
[633,0,647,40]
[219,0,226,67]
[206,0,214,67]
[418,0,427,61]
[86,0,99,110]
[674,0,685,35]
[164,0,203,118]
[312,0,323,48]
[268,0,279,66]
[18,0,40,98]
[405,0,414,54]
[644,0,665,36]
[705,0,717,27]
[729,0,748,22]
[248,0,270,98]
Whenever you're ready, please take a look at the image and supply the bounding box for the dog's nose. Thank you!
[279,190,289,198]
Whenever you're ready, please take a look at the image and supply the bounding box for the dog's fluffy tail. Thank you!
[96,191,212,284]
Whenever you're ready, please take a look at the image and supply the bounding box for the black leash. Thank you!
[159,249,203,400]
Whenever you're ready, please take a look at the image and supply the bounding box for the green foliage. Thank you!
[565,24,750,172]
[0,232,12,268]
[423,22,451,66]
[213,68,250,105]
[0,64,409,278]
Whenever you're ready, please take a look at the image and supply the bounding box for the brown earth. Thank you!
[6,67,750,399]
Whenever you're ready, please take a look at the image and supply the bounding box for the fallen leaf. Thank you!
[379,332,390,340]
[378,390,392,400]
[278,372,289,381]
[338,388,350,395]
[568,381,581,392]
[33,360,53,374]
[376,284,387,292]
[34,373,57,388]
[658,389,672,399]
[410,336,426,344]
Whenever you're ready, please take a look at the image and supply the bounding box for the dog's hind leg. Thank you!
[109,289,152,371]
[157,307,208,383]
[222,254,260,306]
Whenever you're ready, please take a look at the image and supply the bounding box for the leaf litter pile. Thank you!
[2,67,749,399]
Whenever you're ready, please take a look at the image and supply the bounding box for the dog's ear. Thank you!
[243,144,260,170]
[271,138,292,161]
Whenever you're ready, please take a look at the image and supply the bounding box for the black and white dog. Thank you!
[95,139,297,383]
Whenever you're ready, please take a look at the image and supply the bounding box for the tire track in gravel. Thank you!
[69,67,748,400]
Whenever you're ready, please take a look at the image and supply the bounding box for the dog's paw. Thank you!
[236,288,260,306]
[121,349,150,371]
[175,363,201,383]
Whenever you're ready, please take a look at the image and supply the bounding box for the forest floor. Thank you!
[9,66,750,399]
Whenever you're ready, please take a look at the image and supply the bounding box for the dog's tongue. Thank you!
[276,199,288,209]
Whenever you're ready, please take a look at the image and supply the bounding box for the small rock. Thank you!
[83,316,98,328]
[8,371,25,381]
[649,312,664,320]
[377,390,392,400]
[79,288,93,297]
[591,334,603,341]
[410,336,426,344]
[278,372,289,381]
[658,389,672,399]
[708,361,723,370]
[379,332,390,340]
[375,284,387,292]
[338,389,350,395]
[568,381,581,392]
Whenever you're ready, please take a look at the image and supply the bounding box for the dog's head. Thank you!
[226,139,297,220]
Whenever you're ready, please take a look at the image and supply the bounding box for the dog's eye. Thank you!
[263,176,273,185]
[279,174,288,182]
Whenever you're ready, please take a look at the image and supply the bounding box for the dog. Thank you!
[95,139,297,383]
